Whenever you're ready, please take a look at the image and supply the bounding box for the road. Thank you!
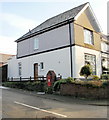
[0,87,2,120]
[1,86,108,119]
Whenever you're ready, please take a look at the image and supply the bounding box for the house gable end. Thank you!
[74,5,101,51]
[74,3,102,33]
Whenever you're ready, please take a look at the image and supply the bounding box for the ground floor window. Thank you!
[18,62,22,77]
[40,62,44,70]
[102,57,109,74]
[84,53,96,75]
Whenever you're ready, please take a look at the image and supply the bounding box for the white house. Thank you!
[8,2,103,80]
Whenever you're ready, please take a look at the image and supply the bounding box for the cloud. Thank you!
[0,36,17,55]
[0,13,40,55]
[0,13,40,32]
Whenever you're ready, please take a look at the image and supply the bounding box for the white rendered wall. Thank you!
[73,46,102,78]
[8,56,19,78]
[8,46,102,79]
[8,47,71,79]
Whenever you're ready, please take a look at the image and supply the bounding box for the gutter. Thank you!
[68,20,73,78]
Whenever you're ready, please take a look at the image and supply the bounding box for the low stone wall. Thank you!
[60,83,108,99]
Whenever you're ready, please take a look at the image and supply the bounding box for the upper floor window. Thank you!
[84,29,94,45]
[101,42,109,52]
[34,38,39,50]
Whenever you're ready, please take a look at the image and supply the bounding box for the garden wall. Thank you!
[60,83,108,99]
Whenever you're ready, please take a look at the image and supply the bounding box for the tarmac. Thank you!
[19,89,109,107]
[1,86,109,106]
[35,92,108,106]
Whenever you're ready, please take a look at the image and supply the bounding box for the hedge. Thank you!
[2,81,46,92]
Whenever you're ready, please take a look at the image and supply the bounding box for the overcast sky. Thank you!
[0,0,108,55]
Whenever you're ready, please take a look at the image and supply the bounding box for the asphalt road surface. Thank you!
[1,86,108,119]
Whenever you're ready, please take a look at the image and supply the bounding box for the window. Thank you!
[40,62,44,70]
[34,38,39,50]
[102,57,109,74]
[85,54,96,75]
[101,42,108,52]
[84,29,93,45]
[18,62,22,76]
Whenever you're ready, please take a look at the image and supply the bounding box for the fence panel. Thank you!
[7,76,47,82]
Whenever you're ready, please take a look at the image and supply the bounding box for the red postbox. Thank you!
[47,75,51,86]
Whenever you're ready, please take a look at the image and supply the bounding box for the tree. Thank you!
[80,65,92,80]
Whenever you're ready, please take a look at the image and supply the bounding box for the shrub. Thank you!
[46,87,53,94]
[76,80,109,88]
[91,75,100,80]
[38,82,46,92]
[53,79,66,91]
[53,77,74,91]
[2,82,25,88]
[88,81,103,87]
[66,77,74,83]
[80,65,92,80]
[101,74,109,80]
[2,81,46,92]
[102,81,109,88]
[70,80,107,88]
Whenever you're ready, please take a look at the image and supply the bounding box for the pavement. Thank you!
[8,87,108,106]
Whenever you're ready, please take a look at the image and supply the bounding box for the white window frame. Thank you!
[84,53,96,75]
[34,38,39,50]
[84,28,94,45]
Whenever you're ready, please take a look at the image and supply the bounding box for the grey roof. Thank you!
[102,34,108,40]
[101,34,109,45]
[16,2,88,42]
[107,35,109,40]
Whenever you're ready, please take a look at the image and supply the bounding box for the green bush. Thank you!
[66,77,74,83]
[2,82,24,88]
[102,81,109,88]
[46,87,53,94]
[53,77,74,91]
[101,74,109,80]
[76,80,109,88]
[2,81,46,92]
[91,75,100,80]
[80,65,92,80]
